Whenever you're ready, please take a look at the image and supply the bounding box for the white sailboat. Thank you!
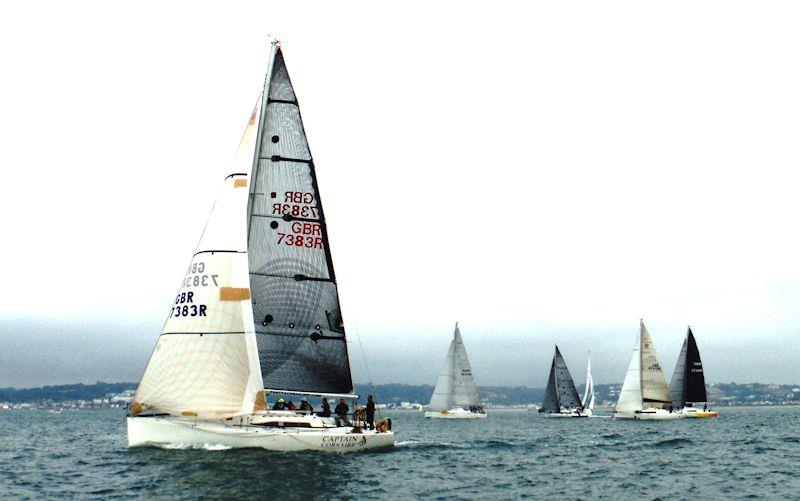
[424,323,486,419]
[581,353,595,417]
[613,320,682,420]
[127,38,394,451]
[538,346,590,417]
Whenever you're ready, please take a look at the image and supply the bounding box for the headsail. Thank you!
[428,323,481,410]
[581,354,595,411]
[246,44,353,394]
[132,100,265,419]
[541,346,582,413]
[669,327,707,407]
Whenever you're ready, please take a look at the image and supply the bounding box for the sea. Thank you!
[1,407,798,499]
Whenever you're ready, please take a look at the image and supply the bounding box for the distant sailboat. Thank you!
[538,346,590,417]
[425,323,486,419]
[581,353,595,416]
[126,38,394,451]
[669,327,717,418]
[614,320,682,420]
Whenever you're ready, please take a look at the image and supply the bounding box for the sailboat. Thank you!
[538,346,590,417]
[424,323,486,419]
[581,353,595,416]
[613,320,682,420]
[669,327,717,418]
[126,39,394,451]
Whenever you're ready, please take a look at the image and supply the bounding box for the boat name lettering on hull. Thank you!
[320,435,366,449]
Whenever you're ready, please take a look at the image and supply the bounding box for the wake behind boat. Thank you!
[425,323,486,419]
[614,320,682,420]
[669,327,717,418]
[538,346,590,418]
[127,39,393,452]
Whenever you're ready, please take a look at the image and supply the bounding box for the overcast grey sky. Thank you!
[1,1,799,388]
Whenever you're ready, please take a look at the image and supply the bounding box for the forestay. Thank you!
[246,46,353,395]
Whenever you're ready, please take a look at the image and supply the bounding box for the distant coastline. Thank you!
[1,381,798,410]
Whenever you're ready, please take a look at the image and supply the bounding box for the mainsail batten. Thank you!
[246,46,353,394]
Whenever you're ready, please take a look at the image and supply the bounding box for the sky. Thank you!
[1,1,799,389]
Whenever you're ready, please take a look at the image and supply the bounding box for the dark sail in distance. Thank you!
[669,327,707,407]
[539,346,582,413]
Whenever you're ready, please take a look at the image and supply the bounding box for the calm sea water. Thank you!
[1,407,798,499]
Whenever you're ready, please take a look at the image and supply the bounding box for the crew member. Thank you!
[366,395,376,430]
[335,398,349,426]
[272,397,286,410]
[299,397,313,413]
[318,397,331,417]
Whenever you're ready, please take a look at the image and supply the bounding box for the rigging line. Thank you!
[351,320,382,420]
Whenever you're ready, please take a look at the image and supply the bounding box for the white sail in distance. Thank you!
[582,354,595,411]
[428,323,481,410]
[615,320,672,415]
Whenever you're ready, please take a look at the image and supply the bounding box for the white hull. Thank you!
[678,407,718,418]
[127,416,394,452]
[539,409,592,418]
[424,409,487,419]
[614,408,684,420]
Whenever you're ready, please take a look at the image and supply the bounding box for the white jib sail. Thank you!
[615,326,643,413]
[133,99,265,419]
[582,354,595,411]
[428,323,480,410]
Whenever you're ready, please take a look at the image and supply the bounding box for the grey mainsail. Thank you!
[669,327,707,407]
[246,46,353,394]
[540,346,582,413]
